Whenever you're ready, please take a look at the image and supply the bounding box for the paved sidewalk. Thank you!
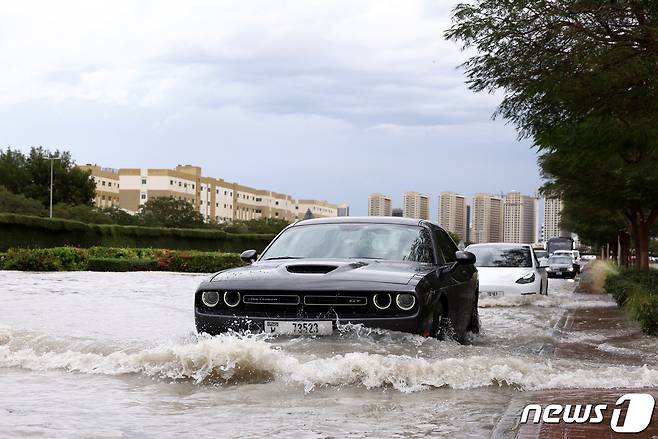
[493,264,658,438]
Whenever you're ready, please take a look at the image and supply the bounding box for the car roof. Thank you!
[291,216,437,228]
[466,242,531,248]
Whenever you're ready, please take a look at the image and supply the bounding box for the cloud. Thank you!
[0,0,542,217]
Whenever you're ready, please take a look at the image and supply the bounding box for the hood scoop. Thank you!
[286,264,338,274]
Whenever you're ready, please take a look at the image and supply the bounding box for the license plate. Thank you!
[264,320,333,335]
[485,291,504,297]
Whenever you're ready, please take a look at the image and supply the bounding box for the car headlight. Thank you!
[515,272,536,284]
[567,267,574,271]
[395,293,416,311]
[201,291,220,307]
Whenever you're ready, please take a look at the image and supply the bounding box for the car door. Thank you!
[432,228,477,333]
[531,247,548,294]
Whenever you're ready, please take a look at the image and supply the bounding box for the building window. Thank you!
[184,183,187,188]
[141,178,147,184]
[275,201,279,205]
[178,182,182,187]
[141,194,146,200]
[192,184,195,189]
[170,180,173,185]
[101,181,106,186]
[224,204,227,209]
[275,212,279,216]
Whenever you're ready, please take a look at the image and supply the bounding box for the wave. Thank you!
[1,325,657,393]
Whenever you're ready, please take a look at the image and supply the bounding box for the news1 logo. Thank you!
[520,393,656,433]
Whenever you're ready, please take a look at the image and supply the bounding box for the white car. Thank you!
[465,243,549,298]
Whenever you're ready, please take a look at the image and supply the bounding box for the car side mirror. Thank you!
[240,249,258,264]
[455,251,476,265]
[437,251,475,279]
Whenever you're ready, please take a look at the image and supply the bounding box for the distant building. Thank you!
[466,205,471,243]
[368,193,392,216]
[391,207,403,217]
[543,196,564,241]
[471,193,504,244]
[78,165,120,208]
[503,191,537,244]
[402,192,430,220]
[80,164,339,223]
[438,191,468,242]
[337,203,350,217]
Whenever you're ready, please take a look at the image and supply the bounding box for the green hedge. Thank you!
[0,213,274,252]
[86,257,159,272]
[605,268,658,335]
[1,246,244,273]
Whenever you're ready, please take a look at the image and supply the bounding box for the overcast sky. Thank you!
[0,1,541,218]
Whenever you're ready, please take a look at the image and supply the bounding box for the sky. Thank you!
[0,0,542,219]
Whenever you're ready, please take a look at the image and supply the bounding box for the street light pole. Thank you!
[48,156,61,219]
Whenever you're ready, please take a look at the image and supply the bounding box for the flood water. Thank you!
[1,271,657,438]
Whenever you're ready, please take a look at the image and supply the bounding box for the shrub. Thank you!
[3,247,87,271]
[87,257,159,272]
[0,246,243,273]
[86,246,157,260]
[624,286,658,336]
[605,268,658,335]
[154,250,243,273]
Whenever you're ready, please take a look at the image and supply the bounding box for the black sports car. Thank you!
[194,217,479,343]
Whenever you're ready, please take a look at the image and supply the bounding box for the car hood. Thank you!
[208,259,435,289]
[476,267,535,285]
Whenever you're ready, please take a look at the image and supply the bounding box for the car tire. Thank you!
[467,303,480,334]
[431,302,454,341]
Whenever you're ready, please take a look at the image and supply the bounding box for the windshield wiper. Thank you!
[264,256,303,260]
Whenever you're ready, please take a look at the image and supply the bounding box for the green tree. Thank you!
[0,147,96,207]
[138,197,205,228]
[446,0,658,270]
[0,186,46,216]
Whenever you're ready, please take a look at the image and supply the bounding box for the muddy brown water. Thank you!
[1,272,656,438]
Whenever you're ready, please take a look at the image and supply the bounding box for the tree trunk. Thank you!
[618,231,630,268]
[638,221,650,271]
[627,212,642,270]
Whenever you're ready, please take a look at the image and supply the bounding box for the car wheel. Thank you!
[467,303,480,334]
[431,301,454,341]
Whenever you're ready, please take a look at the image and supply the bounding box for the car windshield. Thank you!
[549,256,573,264]
[261,223,434,263]
[535,250,547,259]
[468,246,532,268]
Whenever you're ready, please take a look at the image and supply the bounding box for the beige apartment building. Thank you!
[402,192,429,220]
[503,191,537,244]
[368,193,392,216]
[438,191,468,242]
[470,193,504,244]
[543,196,564,241]
[81,164,340,223]
[78,165,121,208]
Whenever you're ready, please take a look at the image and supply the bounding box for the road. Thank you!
[0,271,656,438]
